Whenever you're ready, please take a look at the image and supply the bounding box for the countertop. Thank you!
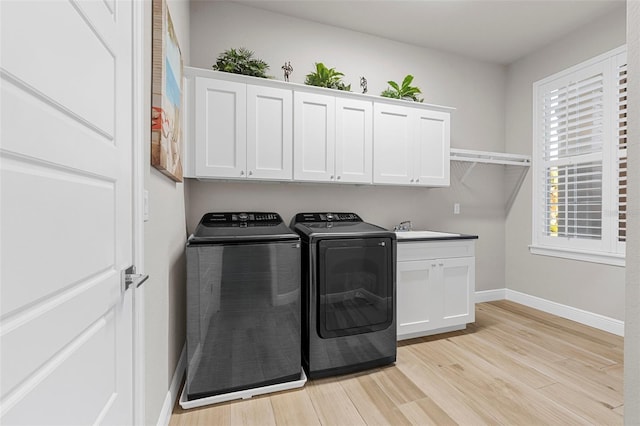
[394,230,479,242]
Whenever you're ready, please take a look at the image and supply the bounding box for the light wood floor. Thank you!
[169,301,624,425]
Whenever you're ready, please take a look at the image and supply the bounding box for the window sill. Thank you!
[529,245,625,267]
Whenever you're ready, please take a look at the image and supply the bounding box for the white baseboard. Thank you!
[157,344,186,426]
[474,289,506,303]
[476,289,624,336]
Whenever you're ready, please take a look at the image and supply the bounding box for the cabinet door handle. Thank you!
[248,171,253,176]
[337,175,341,180]
[330,175,334,180]
[240,170,245,176]
[416,178,420,183]
[410,179,414,183]
[439,262,444,266]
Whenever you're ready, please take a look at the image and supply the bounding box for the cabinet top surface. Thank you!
[184,66,455,113]
[395,230,478,241]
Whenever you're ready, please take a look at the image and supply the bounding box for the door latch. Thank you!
[122,265,149,291]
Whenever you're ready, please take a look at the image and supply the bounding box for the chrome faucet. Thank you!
[394,221,412,232]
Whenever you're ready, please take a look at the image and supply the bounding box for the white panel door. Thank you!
[247,85,293,180]
[293,91,335,181]
[1,1,134,425]
[335,98,372,184]
[414,109,450,186]
[439,257,475,327]
[396,261,434,337]
[373,103,414,185]
[195,78,247,178]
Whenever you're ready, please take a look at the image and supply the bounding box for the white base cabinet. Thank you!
[396,239,475,340]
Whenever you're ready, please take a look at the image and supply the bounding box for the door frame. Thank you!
[132,0,146,424]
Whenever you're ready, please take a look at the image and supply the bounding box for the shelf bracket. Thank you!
[460,162,478,184]
[450,148,532,213]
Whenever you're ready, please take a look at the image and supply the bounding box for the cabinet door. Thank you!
[246,85,293,180]
[194,78,246,178]
[396,260,435,338]
[438,256,475,327]
[373,103,414,185]
[414,109,450,186]
[335,98,372,183]
[293,92,335,181]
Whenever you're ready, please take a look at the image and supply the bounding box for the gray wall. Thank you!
[504,6,627,320]
[187,1,508,292]
[625,0,640,420]
[144,0,189,423]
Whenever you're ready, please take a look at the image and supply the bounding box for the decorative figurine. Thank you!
[282,61,293,82]
[360,76,368,94]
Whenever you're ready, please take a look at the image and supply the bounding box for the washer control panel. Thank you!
[201,212,282,227]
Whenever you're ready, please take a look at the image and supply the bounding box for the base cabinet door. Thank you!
[396,240,475,340]
[438,256,475,327]
[397,260,434,336]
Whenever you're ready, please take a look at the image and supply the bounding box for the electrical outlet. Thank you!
[454,203,460,215]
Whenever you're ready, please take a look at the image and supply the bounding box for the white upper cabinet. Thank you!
[246,85,293,180]
[335,98,373,184]
[293,92,336,181]
[373,102,450,186]
[185,67,451,186]
[294,93,372,183]
[414,109,450,186]
[191,72,292,180]
[195,78,247,178]
[373,103,414,185]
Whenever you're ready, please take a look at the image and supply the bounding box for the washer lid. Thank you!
[189,212,299,244]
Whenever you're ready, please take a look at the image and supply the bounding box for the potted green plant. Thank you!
[380,74,423,102]
[304,62,351,91]
[212,47,270,78]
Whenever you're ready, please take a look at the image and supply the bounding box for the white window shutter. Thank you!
[532,46,627,264]
[540,67,605,243]
[617,60,627,244]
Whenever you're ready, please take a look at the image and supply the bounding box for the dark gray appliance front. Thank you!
[185,213,301,401]
[293,213,397,379]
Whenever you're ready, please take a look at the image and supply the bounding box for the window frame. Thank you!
[530,45,626,267]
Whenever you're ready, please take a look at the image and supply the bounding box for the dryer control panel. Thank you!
[292,212,362,223]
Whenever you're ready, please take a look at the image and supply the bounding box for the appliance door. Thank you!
[317,237,394,338]
[185,240,301,400]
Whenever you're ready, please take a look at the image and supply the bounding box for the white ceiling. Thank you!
[219,0,625,64]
